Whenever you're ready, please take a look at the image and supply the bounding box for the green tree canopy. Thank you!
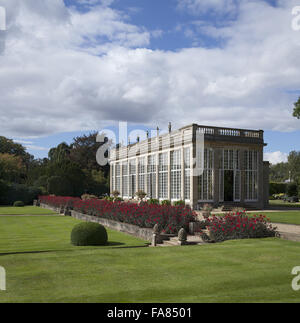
[293,97,300,119]
[0,153,25,183]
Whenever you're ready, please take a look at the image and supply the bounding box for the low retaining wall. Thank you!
[71,210,153,242]
[39,203,62,214]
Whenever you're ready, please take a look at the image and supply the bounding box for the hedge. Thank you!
[269,182,288,195]
[0,181,41,205]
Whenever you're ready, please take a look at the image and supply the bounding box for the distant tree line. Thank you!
[0,133,110,205]
[270,151,300,197]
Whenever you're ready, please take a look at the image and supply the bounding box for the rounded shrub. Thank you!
[71,222,108,246]
[13,201,25,207]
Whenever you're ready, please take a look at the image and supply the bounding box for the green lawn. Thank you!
[215,210,300,226]
[269,200,300,208]
[247,211,300,225]
[0,216,300,303]
[0,206,57,215]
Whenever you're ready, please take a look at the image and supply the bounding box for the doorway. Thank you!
[224,170,234,202]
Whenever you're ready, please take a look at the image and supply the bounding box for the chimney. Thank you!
[168,122,172,133]
[156,126,159,137]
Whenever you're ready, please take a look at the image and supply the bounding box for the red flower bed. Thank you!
[200,212,278,242]
[39,196,80,209]
[39,196,197,234]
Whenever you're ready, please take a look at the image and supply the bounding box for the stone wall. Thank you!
[39,203,62,214]
[71,210,153,242]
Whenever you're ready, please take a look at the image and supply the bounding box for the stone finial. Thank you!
[153,223,161,234]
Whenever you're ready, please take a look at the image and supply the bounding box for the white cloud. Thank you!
[177,0,238,15]
[0,0,299,139]
[264,151,289,164]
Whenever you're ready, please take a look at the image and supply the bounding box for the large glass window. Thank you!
[244,150,258,201]
[115,163,121,193]
[158,153,168,199]
[129,159,136,198]
[111,163,115,192]
[184,148,191,200]
[171,150,181,200]
[198,148,214,201]
[138,157,146,192]
[219,149,241,202]
[122,162,128,196]
[147,155,156,198]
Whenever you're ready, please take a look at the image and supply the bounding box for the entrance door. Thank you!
[224,170,234,202]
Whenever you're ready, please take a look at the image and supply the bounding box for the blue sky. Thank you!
[0,0,300,164]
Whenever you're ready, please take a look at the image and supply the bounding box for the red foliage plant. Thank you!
[39,196,197,234]
[201,211,278,242]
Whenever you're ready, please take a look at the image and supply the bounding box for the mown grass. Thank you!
[0,216,300,303]
[214,210,300,225]
[269,200,300,208]
[0,206,57,215]
[247,211,300,225]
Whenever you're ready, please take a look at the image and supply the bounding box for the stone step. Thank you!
[279,231,300,242]
[162,240,180,246]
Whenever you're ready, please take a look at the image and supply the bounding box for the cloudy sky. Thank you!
[0,0,300,164]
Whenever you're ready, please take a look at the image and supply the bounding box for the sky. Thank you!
[0,0,300,164]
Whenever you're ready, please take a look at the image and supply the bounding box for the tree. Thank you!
[70,132,110,176]
[293,97,300,119]
[0,136,34,173]
[48,142,71,163]
[0,153,25,183]
[286,182,298,197]
[47,176,73,196]
[269,162,289,182]
[288,151,300,184]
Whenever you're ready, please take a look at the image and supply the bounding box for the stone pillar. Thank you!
[120,162,123,197]
[156,153,159,199]
[181,147,185,201]
[240,149,245,204]
[136,157,139,197]
[144,155,148,196]
[258,148,264,209]
[263,161,270,209]
[110,162,113,195]
[191,141,198,209]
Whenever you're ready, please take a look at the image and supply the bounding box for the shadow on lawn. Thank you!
[0,242,150,256]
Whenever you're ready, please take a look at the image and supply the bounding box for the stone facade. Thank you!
[109,124,269,210]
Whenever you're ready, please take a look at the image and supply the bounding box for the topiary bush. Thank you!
[71,222,108,246]
[13,200,25,207]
